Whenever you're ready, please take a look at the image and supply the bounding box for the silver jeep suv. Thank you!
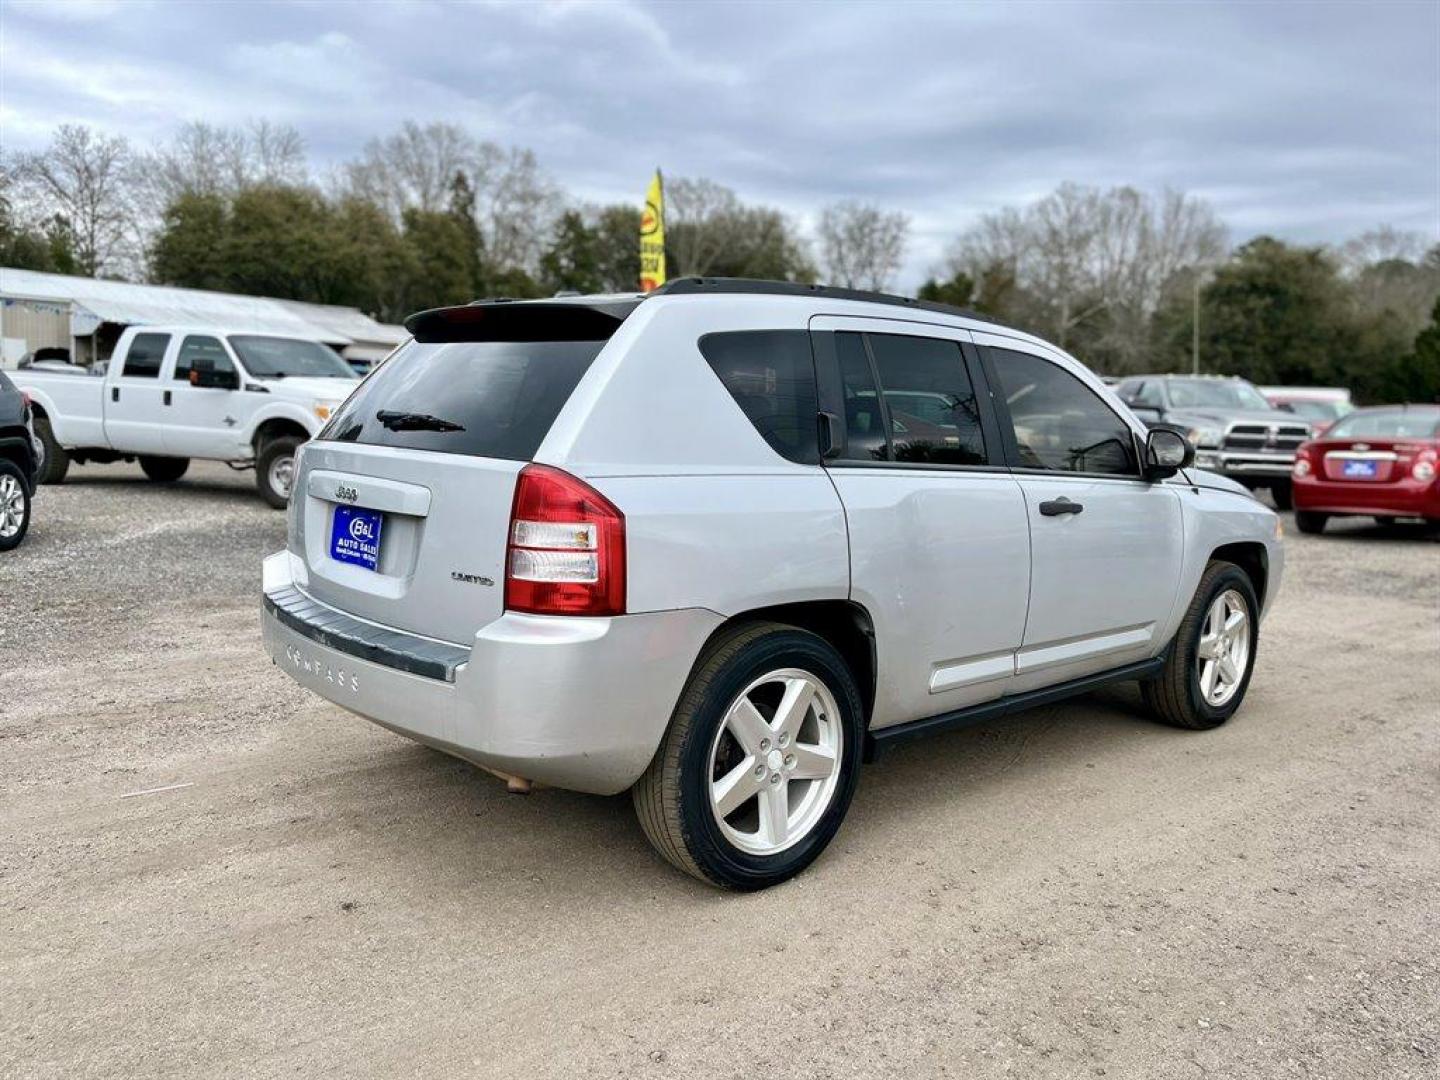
[261,278,1283,889]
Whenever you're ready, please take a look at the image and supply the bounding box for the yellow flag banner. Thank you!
[640,169,666,292]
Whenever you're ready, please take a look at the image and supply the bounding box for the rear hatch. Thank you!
[289,299,638,645]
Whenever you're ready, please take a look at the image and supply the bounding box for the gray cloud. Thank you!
[1,0,1435,287]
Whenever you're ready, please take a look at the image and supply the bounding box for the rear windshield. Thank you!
[1324,409,1440,440]
[319,339,603,460]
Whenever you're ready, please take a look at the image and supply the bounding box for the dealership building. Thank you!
[0,267,406,370]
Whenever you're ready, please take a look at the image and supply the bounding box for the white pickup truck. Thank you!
[15,325,361,507]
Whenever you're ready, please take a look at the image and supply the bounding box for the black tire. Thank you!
[633,621,865,890]
[1140,560,1260,731]
[1294,510,1328,534]
[1269,481,1293,510]
[0,459,32,551]
[139,456,190,482]
[256,436,301,509]
[34,415,69,485]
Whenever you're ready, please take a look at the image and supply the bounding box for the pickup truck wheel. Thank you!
[1294,511,1328,534]
[1269,481,1293,510]
[1141,561,1259,731]
[0,461,31,551]
[633,621,864,890]
[34,416,69,485]
[256,436,301,509]
[139,456,190,483]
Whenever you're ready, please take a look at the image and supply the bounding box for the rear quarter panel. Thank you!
[541,297,850,616]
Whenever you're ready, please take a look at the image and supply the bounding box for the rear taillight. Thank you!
[1414,450,1437,483]
[505,465,625,616]
[1293,444,1313,477]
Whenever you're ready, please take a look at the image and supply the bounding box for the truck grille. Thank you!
[1222,423,1310,453]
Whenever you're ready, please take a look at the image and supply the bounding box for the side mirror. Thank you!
[189,356,239,390]
[1144,426,1194,481]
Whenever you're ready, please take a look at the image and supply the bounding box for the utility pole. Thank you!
[1191,270,1201,376]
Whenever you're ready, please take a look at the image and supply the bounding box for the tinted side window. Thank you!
[174,336,234,381]
[122,333,170,379]
[867,334,987,465]
[698,331,818,464]
[990,348,1138,476]
[835,332,887,462]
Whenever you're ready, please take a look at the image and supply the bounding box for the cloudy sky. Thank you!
[1,0,1435,288]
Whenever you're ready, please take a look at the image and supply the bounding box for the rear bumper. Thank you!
[1193,449,1296,480]
[1293,475,1440,518]
[260,551,723,794]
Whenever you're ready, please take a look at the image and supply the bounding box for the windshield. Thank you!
[1167,379,1271,410]
[1324,409,1440,440]
[228,335,356,379]
[1283,400,1353,422]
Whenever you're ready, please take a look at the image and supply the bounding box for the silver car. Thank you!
[262,279,1283,889]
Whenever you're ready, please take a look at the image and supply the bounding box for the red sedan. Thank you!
[1291,404,1440,533]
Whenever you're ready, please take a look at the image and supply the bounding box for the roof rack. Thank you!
[648,276,1014,330]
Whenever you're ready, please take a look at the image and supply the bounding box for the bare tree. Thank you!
[817,200,909,291]
[340,122,561,276]
[941,183,1226,369]
[14,124,137,276]
[664,176,813,280]
[1337,226,1428,278]
[145,120,308,204]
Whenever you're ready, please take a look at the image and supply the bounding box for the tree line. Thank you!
[1,120,1435,402]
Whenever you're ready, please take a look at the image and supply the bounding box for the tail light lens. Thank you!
[1293,445,1313,477]
[1414,450,1437,483]
[505,464,625,616]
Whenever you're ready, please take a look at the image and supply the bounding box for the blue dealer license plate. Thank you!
[1341,459,1379,479]
[331,505,384,571]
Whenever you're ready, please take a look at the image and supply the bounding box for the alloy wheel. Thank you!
[707,668,844,856]
[1196,588,1250,707]
[0,474,25,539]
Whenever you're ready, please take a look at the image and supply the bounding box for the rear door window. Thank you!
[320,339,604,461]
[122,333,170,378]
[867,333,988,465]
[699,330,819,464]
[835,332,888,463]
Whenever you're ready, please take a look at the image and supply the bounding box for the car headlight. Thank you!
[314,402,342,421]
[1188,426,1224,449]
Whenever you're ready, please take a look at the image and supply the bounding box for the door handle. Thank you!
[111,387,120,403]
[163,390,172,406]
[1039,497,1084,517]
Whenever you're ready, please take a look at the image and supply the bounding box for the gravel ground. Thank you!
[2,460,1437,1079]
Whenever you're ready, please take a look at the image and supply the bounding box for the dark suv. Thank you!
[1114,374,1312,509]
[0,370,40,550]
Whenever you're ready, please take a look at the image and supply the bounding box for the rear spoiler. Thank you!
[404,299,642,344]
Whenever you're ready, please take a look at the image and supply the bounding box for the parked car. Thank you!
[261,278,1283,890]
[1260,386,1354,435]
[1114,374,1312,508]
[0,370,41,551]
[14,326,359,507]
[1291,404,1440,533]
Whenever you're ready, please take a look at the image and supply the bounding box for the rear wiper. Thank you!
[376,409,466,433]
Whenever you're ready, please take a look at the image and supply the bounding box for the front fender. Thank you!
[242,402,323,447]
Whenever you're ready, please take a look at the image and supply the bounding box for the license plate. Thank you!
[331,505,383,571]
[1341,459,1379,479]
